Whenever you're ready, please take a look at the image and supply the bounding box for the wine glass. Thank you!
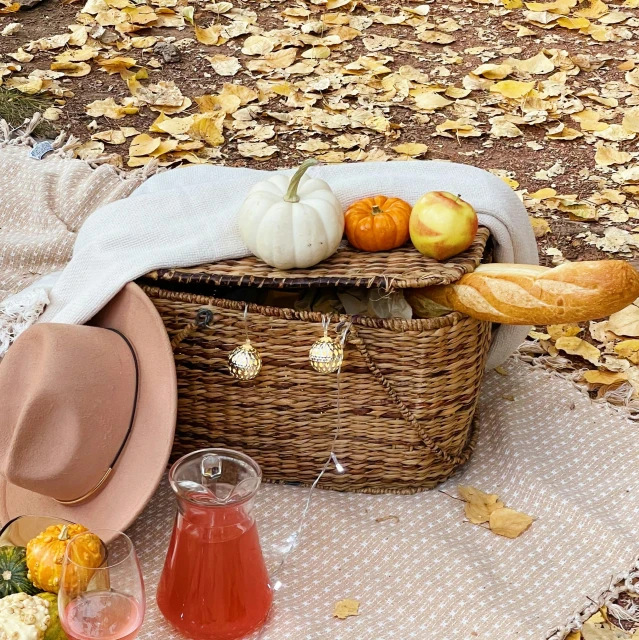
[59,529,146,640]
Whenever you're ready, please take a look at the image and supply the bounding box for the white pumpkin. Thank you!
[238,159,344,270]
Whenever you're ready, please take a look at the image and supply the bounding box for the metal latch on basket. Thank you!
[170,307,215,350]
[196,308,214,328]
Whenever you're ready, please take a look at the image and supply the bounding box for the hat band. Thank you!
[55,328,140,506]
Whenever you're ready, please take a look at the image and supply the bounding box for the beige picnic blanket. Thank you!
[0,117,149,301]
[129,359,639,640]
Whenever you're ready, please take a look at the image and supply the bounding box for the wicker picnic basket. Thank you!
[140,227,492,494]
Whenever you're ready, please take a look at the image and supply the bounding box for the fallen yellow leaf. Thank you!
[129,133,162,156]
[473,63,513,79]
[490,80,536,99]
[614,340,639,364]
[458,485,505,524]
[557,16,590,28]
[608,304,639,337]
[525,0,576,12]
[529,188,557,200]
[547,324,583,340]
[151,114,195,137]
[583,370,627,385]
[86,97,138,119]
[392,143,428,157]
[510,51,555,74]
[4,77,43,94]
[595,145,632,167]
[188,113,226,147]
[575,0,609,19]
[530,217,551,237]
[50,61,92,77]
[555,337,600,365]
[194,24,226,46]
[414,92,453,111]
[91,129,126,145]
[195,93,241,114]
[419,30,456,44]
[489,508,533,539]
[242,35,274,56]
[97,56,137,74]
[333,599,359,620]
[74,140,104,160]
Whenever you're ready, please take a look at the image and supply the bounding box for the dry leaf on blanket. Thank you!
[489,508,534,539]
[457,485,504,524]
[333,599,359,620]
[456,485,533,538]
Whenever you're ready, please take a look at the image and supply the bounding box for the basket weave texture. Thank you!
[143,286,492,494]
[146,228,490,290]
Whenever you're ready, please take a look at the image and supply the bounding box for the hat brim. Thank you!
[0,283,177,535]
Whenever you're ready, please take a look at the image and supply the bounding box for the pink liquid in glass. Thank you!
[63,592,144,640]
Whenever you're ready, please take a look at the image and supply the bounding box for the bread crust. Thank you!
[407,261,639,325]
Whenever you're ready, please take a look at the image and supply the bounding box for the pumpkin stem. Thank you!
[58,525,70,542]
[284,158,319,203]
[371,205,383,215]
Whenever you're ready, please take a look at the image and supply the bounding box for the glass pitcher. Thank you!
[156,449,272,640]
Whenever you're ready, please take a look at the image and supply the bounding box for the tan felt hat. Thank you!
[0,283,177,533]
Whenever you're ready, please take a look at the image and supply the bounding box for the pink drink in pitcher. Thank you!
[157,449,272,640]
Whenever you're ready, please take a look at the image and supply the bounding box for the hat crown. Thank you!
[0,323,136,503]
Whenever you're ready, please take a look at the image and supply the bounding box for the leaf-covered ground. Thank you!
[2,0,639,634]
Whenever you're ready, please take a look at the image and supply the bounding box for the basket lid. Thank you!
[146,227,489,290]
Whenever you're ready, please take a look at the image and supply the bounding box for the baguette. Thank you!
[405,261,639,325]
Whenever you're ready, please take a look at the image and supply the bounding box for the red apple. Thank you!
[409,191,478,261]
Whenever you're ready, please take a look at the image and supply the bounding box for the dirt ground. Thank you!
[0,0,637,264]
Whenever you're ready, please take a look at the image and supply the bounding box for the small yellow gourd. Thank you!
[26,524,103,594]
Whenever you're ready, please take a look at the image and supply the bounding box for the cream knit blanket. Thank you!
[1,154,538,368]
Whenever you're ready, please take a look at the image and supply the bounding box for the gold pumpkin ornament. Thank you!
[26,524,103,594]
[309,332,343,374]
[228,339,262,380]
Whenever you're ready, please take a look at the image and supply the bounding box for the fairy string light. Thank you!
[256,318,352,635]
[228,304,262,380]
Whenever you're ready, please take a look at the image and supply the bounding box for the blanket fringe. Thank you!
[546,556,639,639]
[0,287,49,358]
[517,341,639,420]
[0,112,161,182]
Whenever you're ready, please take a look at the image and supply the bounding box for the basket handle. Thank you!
[170,307,215,350]
[345,326,475,467]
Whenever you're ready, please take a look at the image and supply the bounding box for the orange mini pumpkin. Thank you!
[344,196,411,252]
